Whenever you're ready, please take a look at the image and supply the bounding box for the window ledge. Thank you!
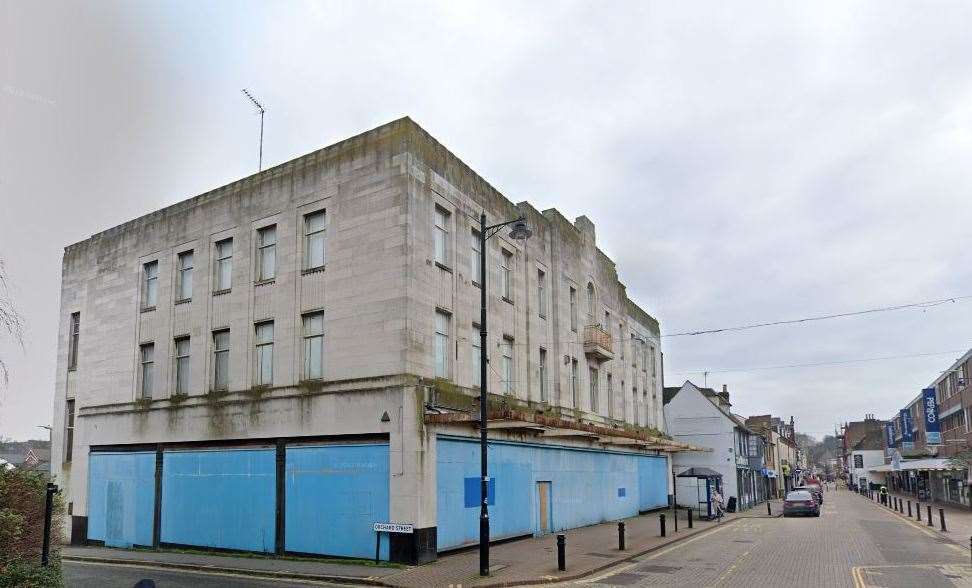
[140,306,156,313]
[174,298,191,306]
[67,367,77,373]
[213,289,231,297]
[501,296,514,305]
[302,266,325,276]
[434,261,453,273]
[471,280,481,289]
[254,279,276,287]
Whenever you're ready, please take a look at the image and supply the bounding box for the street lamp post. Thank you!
[478,211,531,577]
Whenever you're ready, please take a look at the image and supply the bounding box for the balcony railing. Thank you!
[583,324,614,362]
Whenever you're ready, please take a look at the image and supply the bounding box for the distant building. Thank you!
[745,415,799,497]
[0,440,51,475]
[846,430,884,490]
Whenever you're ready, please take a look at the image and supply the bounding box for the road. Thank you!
[63,560,349,588]
[579,489,971,587]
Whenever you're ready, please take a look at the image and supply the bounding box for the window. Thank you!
[68,312,80,370]
[619,324,625,360]
[589,367,598,412]
[302,312,325,379]
[64,399,75,462]
[254,322,273,386]
[139,343,154,399]
[571,358,579,407]
[212,330,230,391]
[501,337,514,394]
[586,282,595,321]
[569,287,578,331]
[215,239,233,291]
[257,225,276,281]
[434,206,450,267]
[621,379,626,420]
[174,337,190,395]
[649,344,656,378]
[607,373,613,417]
[472,324,482,387]
[539,348,548,402]
[177,250,193,300]
[501,250,513,300]
[304,211,326,269]
[471,230,482,285]
[641,342,648,372]
[143,261,158,308]
[434,310,450,378]
[537,269,546,317]
[604,311,610,329]
[632,388,638,425]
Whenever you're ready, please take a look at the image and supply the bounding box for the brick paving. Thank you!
[881,490,972,546]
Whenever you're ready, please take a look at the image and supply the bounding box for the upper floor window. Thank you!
[471,324,482,388]
[501,337,514,394]
[570,358,579,407]
[254,321,274,386]
[433,206,450,267]
[589,367,599,413]
[304,211,326,270]
[177,250,193,301]
[501,250,513,300]
[214,239,233,292]
[470,230,482,285]
[302,311,325,379]
[537,269,546,318]
[539,348,548,402]
[569,287,578,331]
[174,337,190,395]
[257,225,276,281]
[212,330,230,391]
[143,261,158,308]
[64,399,75,462]
[434,310,450,378]
[139,343,155,399]
[67,312,80,370]
[586,282,595,321]
[606,373,613,418]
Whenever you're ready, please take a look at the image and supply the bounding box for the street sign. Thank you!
[373,522,414,534]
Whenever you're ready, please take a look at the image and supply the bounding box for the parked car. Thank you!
[783,490,820,517]
[794,484,823,505]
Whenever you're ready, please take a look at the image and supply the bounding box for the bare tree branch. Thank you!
[0,258,25,389]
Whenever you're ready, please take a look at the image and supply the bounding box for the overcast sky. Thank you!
[2,1,971,441]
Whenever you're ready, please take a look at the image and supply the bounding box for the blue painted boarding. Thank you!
[161,448,276,553]
[87,452,156,548]
[285,444,390,560]
[436,437,668,551]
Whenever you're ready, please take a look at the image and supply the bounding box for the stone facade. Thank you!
[50,118,669,560]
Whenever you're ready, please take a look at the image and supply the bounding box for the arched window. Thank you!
[586,282,596,322]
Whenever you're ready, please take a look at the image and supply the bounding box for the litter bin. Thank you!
[726,496,737,513]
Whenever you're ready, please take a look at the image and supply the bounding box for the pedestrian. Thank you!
[712,489,725,522]
[879,485,888,506]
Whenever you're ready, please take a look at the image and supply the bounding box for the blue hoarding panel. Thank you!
[923,388,942,445]
[87,452,156,548]
[285,444,390,560]
[463,477,495,508]
[437,437,667,550]
[638,456,668,510]
[161,449,276,553]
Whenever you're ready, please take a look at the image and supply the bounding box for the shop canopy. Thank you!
[677,467,723,478]
[869,458,960,473]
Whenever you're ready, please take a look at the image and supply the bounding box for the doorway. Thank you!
[536,481,552,535]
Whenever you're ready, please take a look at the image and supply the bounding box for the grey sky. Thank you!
[2,1,971,441]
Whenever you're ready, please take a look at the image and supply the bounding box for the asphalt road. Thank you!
[577,488,971,587]
[63,560,350,588]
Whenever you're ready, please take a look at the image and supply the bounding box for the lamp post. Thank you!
[478,211,531,576]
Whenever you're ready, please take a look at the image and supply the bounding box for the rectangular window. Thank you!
[434,310,450,378]
[569,287,578,331]
[177,250,193,300]
[257,225,276,281]
[64,399,75,462]
[304,211,326,270]
[589,367,598,412]
[501,250,513,300]
[143,260,158,308]
[139,343,154,399]
[302,312,325,380]
[632,388,638,426]
[501,337,514,394]
[472,324,482,387]
[537,269,546,317]
[174,337,190,395]
[571,358,579,407]
[68,312,80,370]
[607,373,613,418]
[471,230,482,285]
[434,206,450,267]
[215,239,233,291]
[539,348,548,402]
[254,322,273,386]
[212,330,230,391]
[621,379,626,420]
[649,344,656,378]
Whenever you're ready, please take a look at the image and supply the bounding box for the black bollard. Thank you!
[41,483,58,567]
[673,507,678,532]
[618,521,626,551]
[660,513,667,538]
[927,505,934,527]
[917,503,922,522]
[557,534,566,571]
[940,508,947,532]
[899,499,904,514]
[688,507,694,529]
[767,501,772,516]
[907,500,912,517]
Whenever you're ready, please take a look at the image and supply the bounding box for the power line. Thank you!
[669,348,968,376]
[664,295,972,338]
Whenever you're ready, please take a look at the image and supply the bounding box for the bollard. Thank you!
[899,499,904,514]
[928,505,934,527]
[673,507,678,532]
[618,521,626,551]
[41,483,58,567]
[894,497,898,511]
[907,500,912,517]
[767,501,772,516]
[660,513,667,538]
[688,507,694,529]
[917,503,922,522]
[557,534,566,571]
[940,508,947,532]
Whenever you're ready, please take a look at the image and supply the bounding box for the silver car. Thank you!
[783,490,820,517]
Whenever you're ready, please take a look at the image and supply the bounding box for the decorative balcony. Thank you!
[583,324,614,362]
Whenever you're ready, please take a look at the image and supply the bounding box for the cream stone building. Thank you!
[51,118,686,563]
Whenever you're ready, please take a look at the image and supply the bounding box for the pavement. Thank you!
[62,502,782,588]
[878,490,972,548]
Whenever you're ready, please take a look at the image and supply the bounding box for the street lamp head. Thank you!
[508,218,532,240]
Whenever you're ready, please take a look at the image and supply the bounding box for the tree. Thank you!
[0,258,24,389]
